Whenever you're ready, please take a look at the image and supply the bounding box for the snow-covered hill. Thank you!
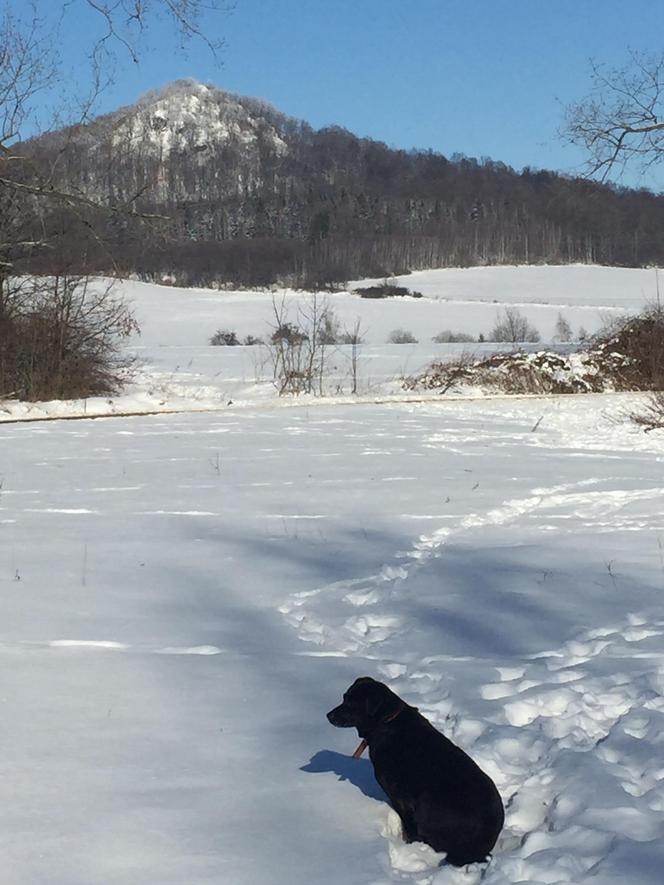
[111,80,289,160]
[25,80,664,284]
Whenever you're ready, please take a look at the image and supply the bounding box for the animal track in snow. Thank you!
[278,477,664,881]
[278,478,614,657]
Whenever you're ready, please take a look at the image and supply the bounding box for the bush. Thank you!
[388,328,418,344]
[406,350,599,395]
[267,296,338,395]
[340,329,364,345]
[404,352,476,394]
[592,306,664,389]
[354,282,422,299]
[407,307,664,396]
[432,330,476,343]
[490,307,541,343]
[242,334,264,346]
[270,321,308,346]
[210,329,240,346]
[0,276,137,401]
[628,392,664,431]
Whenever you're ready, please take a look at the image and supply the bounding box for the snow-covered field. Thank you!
[3,264,660,423]
[2,266,664,883]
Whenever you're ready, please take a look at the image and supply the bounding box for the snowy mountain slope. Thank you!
[46,79,290,205]
[111,80,289,158]
[1,397,663,883]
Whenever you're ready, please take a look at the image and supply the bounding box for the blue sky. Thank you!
[17,0,664,189]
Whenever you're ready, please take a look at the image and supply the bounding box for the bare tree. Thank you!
[1,0,228,276]
[628,392,664,431]
[563,51,664,181]
[268,296,309,396]
[341,317,364,394]
[490,307,540,343]
[267,294,341,396]
[0,1,227,400]
[554,312,573,343]
[0,275,138,399]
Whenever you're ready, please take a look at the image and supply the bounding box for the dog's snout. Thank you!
[327,704,349,727]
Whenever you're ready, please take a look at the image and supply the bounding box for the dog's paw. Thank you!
[382,809,445,873]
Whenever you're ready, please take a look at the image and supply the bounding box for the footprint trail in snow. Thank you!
[280,477,664,883]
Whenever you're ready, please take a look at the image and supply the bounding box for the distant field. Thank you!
[1,263,660,421]
[130,264,654,352]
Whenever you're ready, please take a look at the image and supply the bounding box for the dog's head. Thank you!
[327,677,404,733]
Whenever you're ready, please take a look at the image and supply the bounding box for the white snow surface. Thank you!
[2,264,664,883]
[350,263,662,310]
[2,263,661,423]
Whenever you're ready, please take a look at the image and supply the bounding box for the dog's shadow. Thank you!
[301,750,389,803]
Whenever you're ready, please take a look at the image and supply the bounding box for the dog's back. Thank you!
[370,707,504,864]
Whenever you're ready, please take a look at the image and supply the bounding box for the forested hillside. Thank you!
[18,79,664,286]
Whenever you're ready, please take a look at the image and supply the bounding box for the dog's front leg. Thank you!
[392,801,419,843]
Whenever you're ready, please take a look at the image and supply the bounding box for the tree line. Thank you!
[14,80,664,287]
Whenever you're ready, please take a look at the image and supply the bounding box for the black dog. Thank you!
[327,677,504,866]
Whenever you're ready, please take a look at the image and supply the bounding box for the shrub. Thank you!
[432,330,476,343]
[340,329,364,345]
[628,392,664,431]
[592,306,664,389]
[407,307,664,396]
[242,334,264,346]
[267,295,333,395]
[404,352,477,394]
[271,322,308,346]
[210,329,240,346]
[490,307,541,343]
[354,282,423,299]
[388,328,418,344]
[0,276,137,401]
[406,350,600,395]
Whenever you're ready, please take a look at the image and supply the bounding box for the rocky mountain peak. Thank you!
[106,79,289,159]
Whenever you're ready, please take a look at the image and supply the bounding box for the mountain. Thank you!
[20,79,664,286]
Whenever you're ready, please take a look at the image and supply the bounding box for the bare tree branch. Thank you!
[562,51,664,182]
[0,0,228,275]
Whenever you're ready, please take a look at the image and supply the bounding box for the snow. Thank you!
[3,263,660,424]
[2,264,664,882]
[351,264,663,310]
[109,81,288,169]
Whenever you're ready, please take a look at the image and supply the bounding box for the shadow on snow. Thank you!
[300,750,388,804]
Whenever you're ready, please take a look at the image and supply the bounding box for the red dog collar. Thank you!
[352,738,368,758]
[351,704,405,758]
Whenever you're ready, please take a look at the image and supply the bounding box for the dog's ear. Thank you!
[364,682,401,721]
